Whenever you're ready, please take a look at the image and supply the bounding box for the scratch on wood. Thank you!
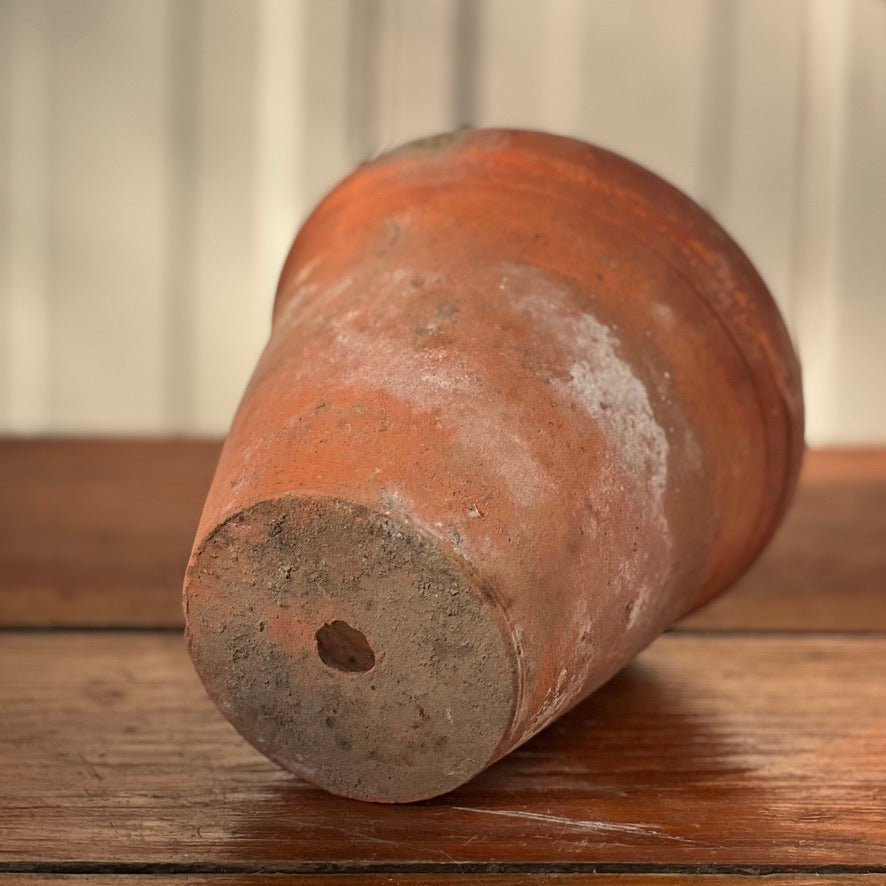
[451,806,688,841]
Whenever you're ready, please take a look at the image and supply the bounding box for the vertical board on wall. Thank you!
[4,0,52,432]
[253,0,308,346]
[0,0,12,423]
[536,0,592,136]
[829,0,886,443]
[44,0,171,432]
[302,0,462,247]
[162,0,200,432]
[477,0,546,128]
[189,0,263,435]
[567,0,710,197]
[479,0,711,199]
[710,0,804,314]
[375,0,459,152]
[0,3,7,423]
[303,0,352,212]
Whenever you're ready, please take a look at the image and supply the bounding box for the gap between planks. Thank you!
[3,867,886,883]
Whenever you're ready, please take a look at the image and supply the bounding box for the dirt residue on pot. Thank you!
[185,496,517,803]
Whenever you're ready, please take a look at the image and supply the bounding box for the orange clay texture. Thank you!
[184,130,804,803]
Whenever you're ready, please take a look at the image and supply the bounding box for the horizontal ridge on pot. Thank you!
[184,128,804,803]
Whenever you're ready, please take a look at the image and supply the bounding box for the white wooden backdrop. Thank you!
[2,0,884,443]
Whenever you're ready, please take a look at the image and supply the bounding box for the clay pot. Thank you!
[184,129,803,803]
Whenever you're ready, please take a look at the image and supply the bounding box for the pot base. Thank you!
[185,496,517,802]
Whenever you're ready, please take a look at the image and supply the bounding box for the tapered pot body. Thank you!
[184,129,804,803]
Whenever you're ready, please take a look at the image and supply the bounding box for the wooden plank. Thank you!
[1,443,884,630]
[2,632,884,867]
[0,439,218,627]
[4,876,883,885]
[680,448,886,631]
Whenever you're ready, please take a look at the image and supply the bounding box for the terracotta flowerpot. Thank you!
[184,129,803,803]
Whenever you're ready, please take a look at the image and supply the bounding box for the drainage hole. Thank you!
[316,620,375,673]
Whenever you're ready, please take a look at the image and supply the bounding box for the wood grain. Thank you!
[0,438,218,627]
[4,877,883,885]
[680,448,886,632]
[1,442,885,631]
[2,631,884,868]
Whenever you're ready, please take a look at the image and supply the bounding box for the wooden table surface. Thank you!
[1,440,884,885]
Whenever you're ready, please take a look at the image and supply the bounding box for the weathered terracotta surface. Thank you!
[184,129,804,803]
